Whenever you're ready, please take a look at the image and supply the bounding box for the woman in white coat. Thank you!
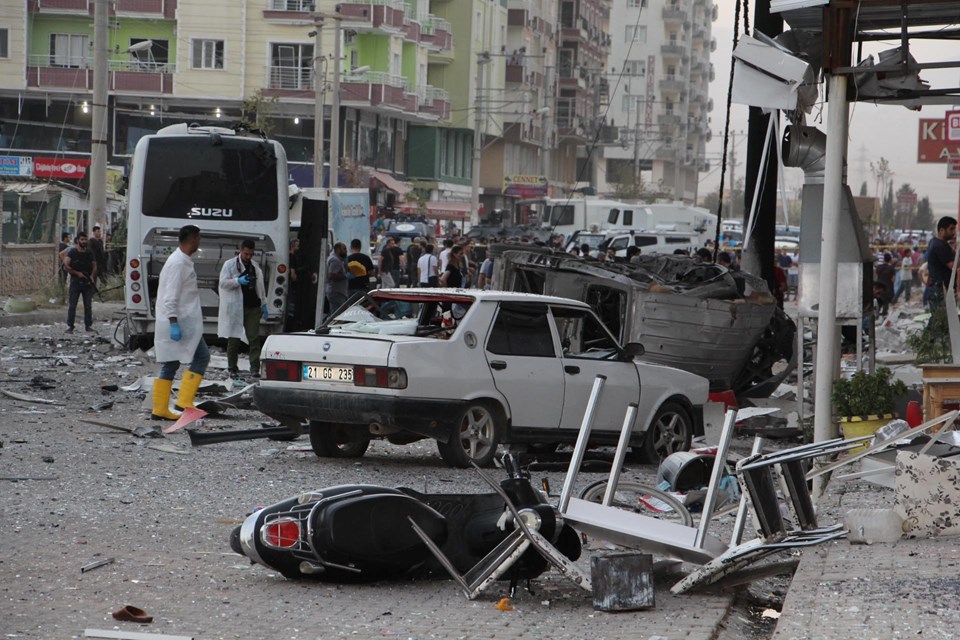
[151,225,210,420]
[217,239,268,379]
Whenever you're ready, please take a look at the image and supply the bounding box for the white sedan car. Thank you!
[254,289,709,468]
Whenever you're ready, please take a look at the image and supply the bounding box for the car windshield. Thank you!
[325,292,474,338]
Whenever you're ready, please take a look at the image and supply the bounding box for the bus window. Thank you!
[550,205,574,226]
[634,235,658,247]
[142,137,279,221]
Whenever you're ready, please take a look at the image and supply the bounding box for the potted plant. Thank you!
[832,367,908,448]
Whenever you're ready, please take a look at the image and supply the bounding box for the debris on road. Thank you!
[1,389,64,405]
[80,556,115,573]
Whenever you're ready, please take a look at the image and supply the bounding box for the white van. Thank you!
[601,229,703,257]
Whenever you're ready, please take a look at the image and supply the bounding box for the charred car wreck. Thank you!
[493,247,795,397]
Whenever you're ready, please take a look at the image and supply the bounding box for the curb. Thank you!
[0,302,126,330]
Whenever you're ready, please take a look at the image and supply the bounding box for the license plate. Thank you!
[303,364,354,383]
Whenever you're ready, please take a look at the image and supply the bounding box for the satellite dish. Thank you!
[127,39,154,53]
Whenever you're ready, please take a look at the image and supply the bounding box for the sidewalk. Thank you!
[0,298,124,330]
[772,477,960,640]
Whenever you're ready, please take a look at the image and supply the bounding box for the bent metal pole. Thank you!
[812,72,850,498]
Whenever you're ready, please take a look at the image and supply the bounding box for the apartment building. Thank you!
[596,0,716,203]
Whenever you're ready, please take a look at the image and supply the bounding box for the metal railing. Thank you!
[29,54,175,74]
[419,85,449,104]
[343,70,408,89]
[268,65,314,90]
[267,0,315,10]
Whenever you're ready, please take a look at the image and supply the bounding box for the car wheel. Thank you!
[308,421,370,458]
[639,401,692,464]
[437,403,502,468]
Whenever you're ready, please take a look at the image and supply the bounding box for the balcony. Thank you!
[418,86,450,120]
[342,71,413,112]
[420,16,452,52]
[662,5,687,24]
[264,0,314,19]
[658,113,682,128]
[266,65,314,98]
[659,77,686,94]
[116,0,172,15]
[655,145,678,160]
[338,0,406,32]
[661,42,686,57]
[29,0,90,13]
[26,55,174,94]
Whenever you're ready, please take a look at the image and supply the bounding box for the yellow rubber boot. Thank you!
[151,378,182,421]
[175,370,204,411]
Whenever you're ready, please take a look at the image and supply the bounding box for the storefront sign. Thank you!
[503,174,548,198]
[33,157,91,179]
[0,155,33,177]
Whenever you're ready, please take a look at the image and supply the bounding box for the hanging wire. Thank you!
[712,0,746,260]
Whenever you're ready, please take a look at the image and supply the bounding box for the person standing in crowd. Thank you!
[152,225,208,421]
[379,236,399,288]
[89,225,108,284]
[477,252,494,290]
[874,252,896,316]
[439,245,464,288]
[217,239,268,381]
[345,238,375,293]
[926,216,957,310]
[63,231,97,334]
[893,247,914,304]
[326,241,349,315]
[406,237,423,288]
[57,232,71,302]
[418,244,439,286]
[438,239,454,273]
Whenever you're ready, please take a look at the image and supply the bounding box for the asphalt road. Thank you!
[0,317,739,640]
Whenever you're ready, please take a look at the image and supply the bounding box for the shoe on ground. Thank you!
[85,326,95,332]
[65,327,74,334]
[249,372,261,379]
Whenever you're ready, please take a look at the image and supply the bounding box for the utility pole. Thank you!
[330,15,341,190]
[90,0,108,232]
[633,99,641,181]
[470,52,491,227]
[311,18,324,189]
[541,65,552,190]
[729,129,737,209]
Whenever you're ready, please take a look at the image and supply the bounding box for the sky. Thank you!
[703,1,960,221]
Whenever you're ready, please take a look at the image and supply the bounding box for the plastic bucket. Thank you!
[839,414,893,452]
[657,451,716,491]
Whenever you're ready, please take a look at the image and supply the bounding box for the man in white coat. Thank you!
[151,225,209,420]
[217,238,268,380]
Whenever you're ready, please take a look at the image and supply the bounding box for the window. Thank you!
[270,0,315,10]
[627,0,647,7]
[487,304,556,358]
[622,209,634,226]
[50,34,89,68]
[623,60,645,77]
[550,205,574,226]
[625,26,646,43]
[0,29,8,59]
[192,39,224,70]
[270,43,313,89]
[551,306,619,358]
[585,287,627,343]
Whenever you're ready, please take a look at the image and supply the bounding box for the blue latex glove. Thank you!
[344,271,355,280]
[170,322,182,341]
[260,304,269,321]
[237,274,250,286]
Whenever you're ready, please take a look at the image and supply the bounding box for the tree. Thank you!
[895,183,917,230]
[610,162,645,201]
[240,89,278,138]
[698,177,745,221]
[913,195,934,232]
[881,182,895,229]
[870,157,892,199]
[859,181,868,196]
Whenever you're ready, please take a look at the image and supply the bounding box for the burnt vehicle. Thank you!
[493,247,795,397]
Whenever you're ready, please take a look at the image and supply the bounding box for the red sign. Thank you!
[33,157,91,179]
[918,119,960,163]
[948,110,960,142]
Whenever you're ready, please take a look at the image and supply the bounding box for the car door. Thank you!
[484,302,564,430]
[550,305,642,435]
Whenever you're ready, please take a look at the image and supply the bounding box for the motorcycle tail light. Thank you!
[264,359,301,382]
[261,517,300,549]
[353,366,407,389]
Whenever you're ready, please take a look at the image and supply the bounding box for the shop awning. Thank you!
[369,171,412,196]
[399,200,472,221]
[1,181,50,195]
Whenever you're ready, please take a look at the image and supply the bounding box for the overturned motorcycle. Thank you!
[230,455,589,596]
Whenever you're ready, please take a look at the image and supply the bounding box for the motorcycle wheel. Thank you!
[309,421,371,458]
[579,480,694,527]
[437,402,502,468]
